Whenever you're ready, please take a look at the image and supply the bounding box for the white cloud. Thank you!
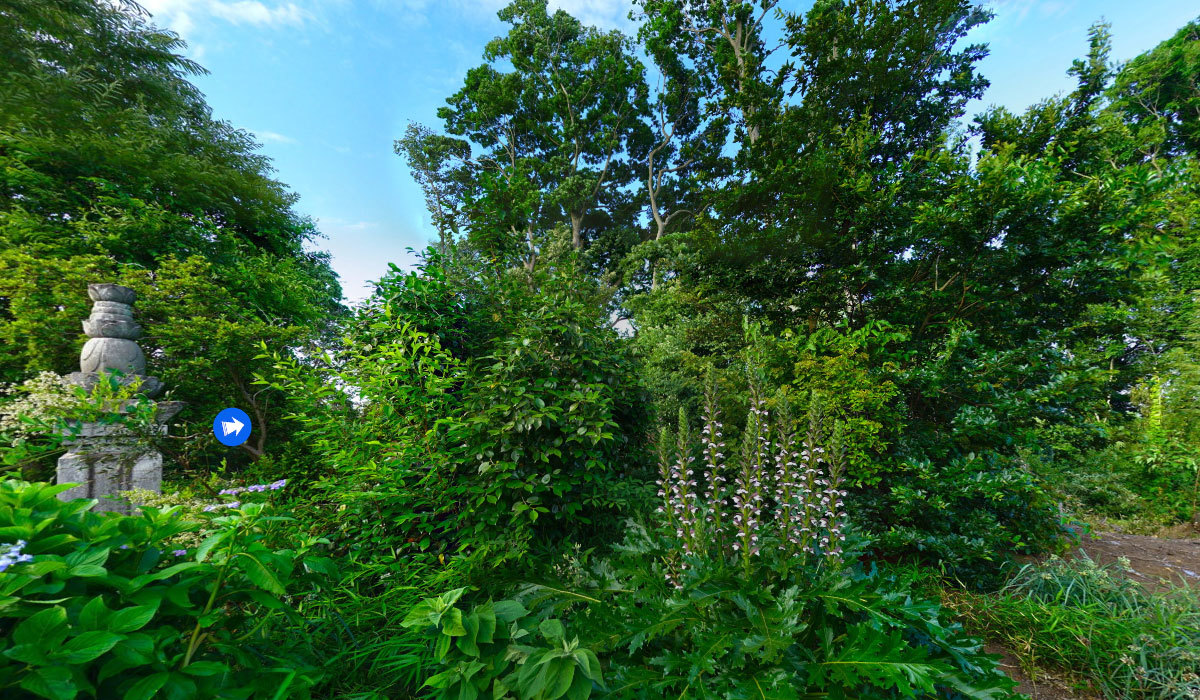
[140,0,313,35]
[449,0,635,31]
[980,0,1076,24]
[254,129,296,144]
[547,0,634,30]
[318,217,378,232]
[211,1,310,25]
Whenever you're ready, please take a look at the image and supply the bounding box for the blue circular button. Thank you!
[213,407,252,447]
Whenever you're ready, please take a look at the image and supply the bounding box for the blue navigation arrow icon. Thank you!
[213,407,252,447]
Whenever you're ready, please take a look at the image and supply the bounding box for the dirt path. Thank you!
[985,645,1098,700]
[1071,528,1200,590]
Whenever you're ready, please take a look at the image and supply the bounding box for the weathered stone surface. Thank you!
[82,318,141,339]
[67,282,162,398]
[57,449,162,514]
[89,283,137,305]
[82,300,141,339]
[80,337,146,375]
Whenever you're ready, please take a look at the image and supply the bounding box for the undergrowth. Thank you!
[943,555,1200,699]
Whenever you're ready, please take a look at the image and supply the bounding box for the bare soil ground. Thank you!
[985,644,1098,700]
[987,525,1199,699]
[1073,526,1200,591]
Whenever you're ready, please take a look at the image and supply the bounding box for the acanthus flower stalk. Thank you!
[772,396,803,561]
[700,375,728,553]
[823,421,850,561]
[669,408,701,559]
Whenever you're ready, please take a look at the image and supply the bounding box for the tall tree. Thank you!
[1109,19,1200,158]
[432,0,652,269]
[0,0,343,468]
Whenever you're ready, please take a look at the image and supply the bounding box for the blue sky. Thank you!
[138,0,1198,302]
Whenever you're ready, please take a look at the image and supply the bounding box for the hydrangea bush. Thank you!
[0,479,336,699]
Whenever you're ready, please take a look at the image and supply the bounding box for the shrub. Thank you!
[546,377,1019,698]
[0,479,336,699]
[413,375,1019,698]
[403,588,603,700]
[859,451,1070,586]
[262,251,652,573]
[563,534,1018,699]
[443,270,652,545]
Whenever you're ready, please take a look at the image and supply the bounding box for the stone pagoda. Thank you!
[57,284,182,512]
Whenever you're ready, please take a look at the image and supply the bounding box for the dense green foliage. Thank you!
[263,247,651,573]
[1,0,1198,697]
[402,589,602,700]
[0,480,336,698]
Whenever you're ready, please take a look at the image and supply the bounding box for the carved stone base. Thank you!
[55,403,183,512]
[57,448,162,514]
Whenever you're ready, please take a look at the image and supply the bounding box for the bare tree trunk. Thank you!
[570,212,583,250]
[232,371,267,460]
[524,225,538,274]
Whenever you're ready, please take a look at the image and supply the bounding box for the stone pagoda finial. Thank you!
[67,283,163,398]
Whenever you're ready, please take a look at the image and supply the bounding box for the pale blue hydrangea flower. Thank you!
[0,540,34,572]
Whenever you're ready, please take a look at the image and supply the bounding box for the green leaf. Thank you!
[108,604,160,633]
[181,661,228,677]
[123,672,168,700]
[126,562,204,592]
[194,530,233,563]
[475,602,497,644]
[65,547,109,568]
[547,658,575,700]
[493,600,526,622]
[14,606,69,646]
[433,631,452,662]
[98,656,139,685]
[79,595,112,631]
[55,630,123,664]
[539,619,565,643]
[574,649,602,684]
[4,643,47,665]
[233,552,286,595]
[422,669,457,689]
[401,601,436,628]
[565,670,592,700]
[440,587,467,608]
[67,564,108,577]
[21,560,68,577]
[162,671,198,700]
[456,612,481,656]
[111,634,156,666]
[20,665,77,700]
[441,606,467,636]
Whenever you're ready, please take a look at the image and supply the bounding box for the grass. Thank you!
[290,559,434,699]
[943,555,1200,699]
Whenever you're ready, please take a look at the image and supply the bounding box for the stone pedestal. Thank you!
[56,402,183,513]
[56,283,180,510]
[57,440,163,514]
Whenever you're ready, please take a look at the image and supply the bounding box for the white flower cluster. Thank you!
[0,372,85,436]
[730,389,769,558]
